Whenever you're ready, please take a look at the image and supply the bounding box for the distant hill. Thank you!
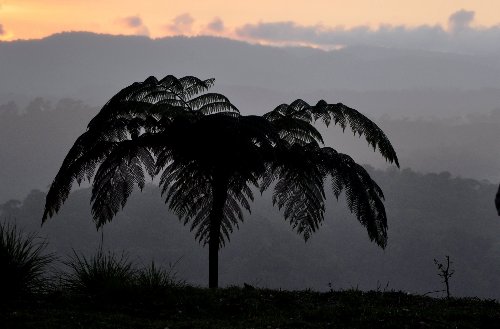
[3,167,499,299]
[1,32,500,117]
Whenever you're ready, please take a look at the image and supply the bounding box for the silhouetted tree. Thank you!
[43,75,399,288]
[495,185,500,215]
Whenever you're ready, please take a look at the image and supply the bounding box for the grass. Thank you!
[1,285,500,328]
[63,248,185,301]
[135,260,186,296]
[1,225,499,328]
[64,248,137,299]
[0,220,55,300]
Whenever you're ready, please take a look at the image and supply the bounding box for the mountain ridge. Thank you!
[2,32,500,108]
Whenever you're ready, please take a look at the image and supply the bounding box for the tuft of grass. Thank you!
[64,248,186,303]
[64,248,136,300]
[135,260,185,294]
[0,220,55,300]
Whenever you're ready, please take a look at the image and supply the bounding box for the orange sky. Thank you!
[1,0,500,41]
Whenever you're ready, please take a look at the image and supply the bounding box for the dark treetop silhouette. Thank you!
[42,75,399,288]
[496,185,500,216]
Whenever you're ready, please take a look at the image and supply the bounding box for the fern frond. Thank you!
[179,76,215,99]
[270,143,327,240]
[320,147,388,247]
[309,100,399,166]
[187,93,234,112]
[42,130,116,221]
[90,138,154,227]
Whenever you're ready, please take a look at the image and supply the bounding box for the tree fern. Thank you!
[43,74,399,288]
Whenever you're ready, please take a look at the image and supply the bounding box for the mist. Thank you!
[1,32,500,298]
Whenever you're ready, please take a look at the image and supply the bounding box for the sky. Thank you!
[1,1,500,52]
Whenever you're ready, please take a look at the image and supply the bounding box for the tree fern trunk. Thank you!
[208,228,219,288]
[208,178,227,289]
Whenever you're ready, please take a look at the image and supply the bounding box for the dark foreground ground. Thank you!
[2,286,500,329]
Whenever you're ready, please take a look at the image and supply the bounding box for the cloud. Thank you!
[448,9,475,32]
[166,13,194,34]
[123,16,143,28]
[235,10,500,54]
[0,23,4,36]
[207,17,224,33]
[237,21,446,50]
[119,15,150,37]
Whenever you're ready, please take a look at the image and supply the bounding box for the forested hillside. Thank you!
[2,167,498,299]
[2,98,500,202]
